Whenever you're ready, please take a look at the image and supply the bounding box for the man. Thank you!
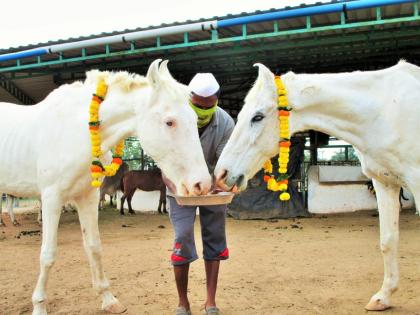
[167,73,234,315]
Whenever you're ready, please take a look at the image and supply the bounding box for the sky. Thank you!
[1,0,330,50]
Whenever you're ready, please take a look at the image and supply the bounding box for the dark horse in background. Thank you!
[120,168,167,215]
[99,162,129,210]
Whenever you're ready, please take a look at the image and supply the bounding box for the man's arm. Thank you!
[216,116,235,160]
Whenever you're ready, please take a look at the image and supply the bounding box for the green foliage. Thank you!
[123,138,156,170]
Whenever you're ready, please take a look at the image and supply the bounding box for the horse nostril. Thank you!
[220,169,228,180]
[180,182,189,196]
[194,182,202,193]
[236,174,245,187]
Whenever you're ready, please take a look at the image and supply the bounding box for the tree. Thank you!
[123,137,156,170]
[330,147,359,161]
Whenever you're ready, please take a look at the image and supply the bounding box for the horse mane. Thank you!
[85,70,149,92]
[244,76,264,104]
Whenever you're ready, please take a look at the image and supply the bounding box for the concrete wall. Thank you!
[308,165,415,214]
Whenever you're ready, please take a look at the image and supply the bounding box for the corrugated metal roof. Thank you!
[1,0,419,111]
[0,0,351,53]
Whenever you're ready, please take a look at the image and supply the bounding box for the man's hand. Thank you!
[162,173,176,194]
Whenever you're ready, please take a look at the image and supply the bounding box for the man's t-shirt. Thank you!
[199,107,235,174]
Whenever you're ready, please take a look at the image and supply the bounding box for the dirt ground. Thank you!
[1,207,420,315]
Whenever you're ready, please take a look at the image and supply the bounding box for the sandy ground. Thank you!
[1,207,420,315]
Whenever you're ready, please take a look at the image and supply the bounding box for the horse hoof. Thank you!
[103,301,127,314]
[365,298,390,311]
[128,211,136,215]
[32,303,48,315]
[13,221,20,226]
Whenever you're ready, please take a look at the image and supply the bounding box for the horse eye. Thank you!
[251,114,264,123]
[166,120,175,127]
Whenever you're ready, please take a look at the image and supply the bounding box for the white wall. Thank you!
[116,190,162,213]
[308,165,415,214]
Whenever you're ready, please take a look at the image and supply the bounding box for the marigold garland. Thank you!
[89,79,125,187]
[262,76,291,201]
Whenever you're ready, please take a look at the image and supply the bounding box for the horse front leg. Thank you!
[32,190,62,315]
[158,189,166,214]
[120,194,126,215]
[157,192,162,214]
[365,179,400,311]
[127,191,135,215]
[162,190,168,214]
[6,195,19,226]
[98,191,105,211]
[74,191,126,314]
[163,200,167,214]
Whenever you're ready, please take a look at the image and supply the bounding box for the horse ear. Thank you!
[253,63,274,87]
[147,59,163,88]
[158,60,173,79]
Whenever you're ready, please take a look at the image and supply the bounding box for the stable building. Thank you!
[1,0,419,217]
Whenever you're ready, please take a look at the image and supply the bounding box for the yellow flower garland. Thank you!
[89,79,125,187]
[262,76,291,201]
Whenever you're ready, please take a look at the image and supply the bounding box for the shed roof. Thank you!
[1,0,419,115]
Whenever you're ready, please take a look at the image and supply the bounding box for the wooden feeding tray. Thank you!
[167,191,235,206]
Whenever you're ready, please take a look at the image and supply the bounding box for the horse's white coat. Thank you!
[0,60,211,314]
[215,61,420,310]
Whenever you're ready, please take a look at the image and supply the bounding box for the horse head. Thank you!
[215,63,280,192]
[133,60,211,196]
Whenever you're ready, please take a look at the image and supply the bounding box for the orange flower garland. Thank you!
[89,79,125,187]
[263,76,291,201]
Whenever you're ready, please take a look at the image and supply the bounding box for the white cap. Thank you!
[189,73,220,97]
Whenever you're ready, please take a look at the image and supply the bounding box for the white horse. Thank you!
[0,59,211,315]
[0,193,18,226]
[215,61,420,311]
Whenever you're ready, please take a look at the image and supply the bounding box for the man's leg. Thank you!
[199,205,229,309]
[174,263,190,309]
[169,197,198,311]
[204,260,220,308]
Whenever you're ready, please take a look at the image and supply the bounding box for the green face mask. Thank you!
[189,100,218,128]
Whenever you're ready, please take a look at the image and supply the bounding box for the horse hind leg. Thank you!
[365,179,401,311]
[109,194,114,207]
[112,194,118,208]
[32,190,62,315]
[74,191,126,314]
[0,195,4,226]
[127,192,135,215]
